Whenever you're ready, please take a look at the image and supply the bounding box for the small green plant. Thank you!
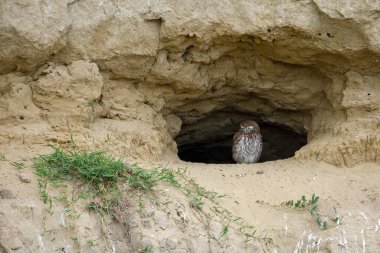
[139,245,152,253]
[0,153,6,161]
[282,194,319,209]
[71,236,80,246]
[86,239,94,247]
[37,179,54,215]
[221,225,229,237]
[38,186,50,204]
[0,154,28,169]
[190,195,204,209]
[1,153,28,169]
[282,194,328,230]
[238,225,258,242]
[332,207,340,225]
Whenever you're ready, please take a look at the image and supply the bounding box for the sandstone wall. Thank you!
[1,0,380,166]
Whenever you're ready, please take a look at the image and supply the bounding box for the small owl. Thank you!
[232,120,263,164]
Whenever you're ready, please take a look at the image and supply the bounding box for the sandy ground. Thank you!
[1,143,380,252]
[158,158,380,252]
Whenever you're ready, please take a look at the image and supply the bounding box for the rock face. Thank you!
[1,0,380,166]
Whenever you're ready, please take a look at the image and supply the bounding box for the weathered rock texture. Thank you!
[1,0,380,166]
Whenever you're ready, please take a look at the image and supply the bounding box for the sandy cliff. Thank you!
[1,0,380,166]
[0,1,380,252]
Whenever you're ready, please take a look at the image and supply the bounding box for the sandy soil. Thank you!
[167,159,380,252]
[1,143,379,252]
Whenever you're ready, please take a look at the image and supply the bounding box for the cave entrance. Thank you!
[175,110,307,164]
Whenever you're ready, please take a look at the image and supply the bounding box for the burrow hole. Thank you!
[175,110,307,164]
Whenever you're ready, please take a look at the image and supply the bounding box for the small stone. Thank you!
[17,173,31,183]
[256,170,264,175]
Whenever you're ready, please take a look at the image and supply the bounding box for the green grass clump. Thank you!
[34,146,124,188]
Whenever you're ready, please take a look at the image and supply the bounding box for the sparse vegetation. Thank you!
[9,161,25,169]
[81,100,97,127]
[34,145,273,249]
[189,195,204,209]
[139,245,152,253]
[0,153,6,161]
[71,236,80,246]
[86,239,94,247]
[124,165,180,190]
[221,225,229,237]
[282,194,319,209]
[282,194,328,230]
[0,153,27,169]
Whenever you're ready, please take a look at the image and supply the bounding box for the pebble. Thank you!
[17,173,31,183]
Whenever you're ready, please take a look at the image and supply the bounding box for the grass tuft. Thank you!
[34,146,124,188]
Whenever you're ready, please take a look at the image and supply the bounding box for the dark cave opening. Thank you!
[175,111,308,164]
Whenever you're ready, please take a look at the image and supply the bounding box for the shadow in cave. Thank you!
[175,111,307,164]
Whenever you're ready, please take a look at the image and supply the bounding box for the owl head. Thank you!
[239,120,260,134]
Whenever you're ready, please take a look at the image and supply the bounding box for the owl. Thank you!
[232,120,263,164]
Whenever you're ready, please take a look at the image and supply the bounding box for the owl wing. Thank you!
[233,132,242,144]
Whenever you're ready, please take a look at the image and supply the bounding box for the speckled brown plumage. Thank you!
[232,120,262,164]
